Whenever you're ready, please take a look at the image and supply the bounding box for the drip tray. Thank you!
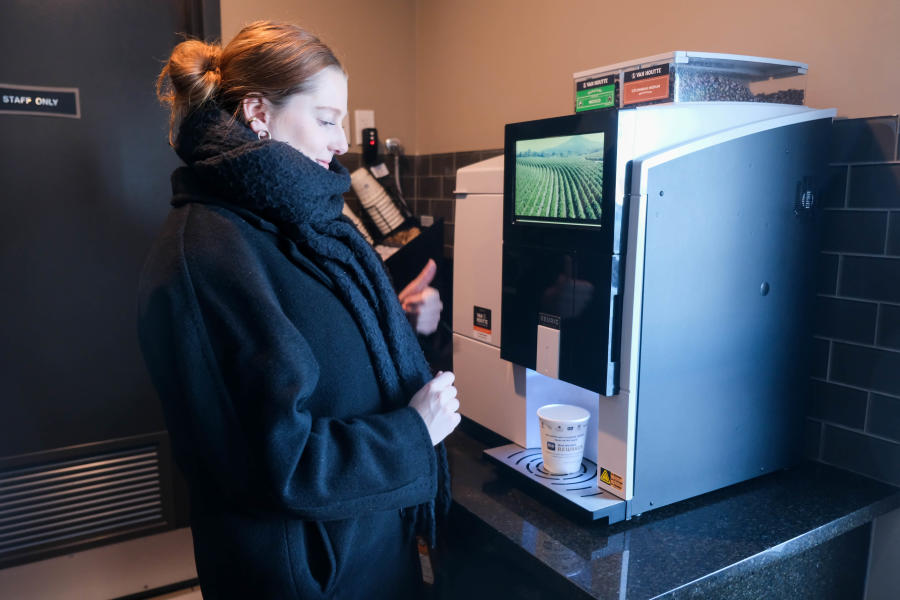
[484,444,626,523]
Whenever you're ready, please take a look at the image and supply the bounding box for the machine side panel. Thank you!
[630,119,829,515]
[452,192,505,345]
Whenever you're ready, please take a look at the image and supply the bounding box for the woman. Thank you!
[139,21,460,599]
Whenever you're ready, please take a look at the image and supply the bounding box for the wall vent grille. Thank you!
[0,445,165,560]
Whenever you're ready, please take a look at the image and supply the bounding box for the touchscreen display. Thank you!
[514,133,605,225]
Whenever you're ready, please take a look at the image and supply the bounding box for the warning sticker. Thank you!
[598,467,624,491]
[473,306,492,342]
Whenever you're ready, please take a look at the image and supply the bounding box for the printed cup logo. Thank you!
[537,403,590,475]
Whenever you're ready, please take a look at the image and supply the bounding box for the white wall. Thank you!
[220,0,418,152]
[220,1,900,154]
[415,0,900,152]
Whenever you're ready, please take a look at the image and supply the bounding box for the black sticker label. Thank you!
[624,63,670,82]
[576,74,617,91]
[0,83,80,118]
[473,306,492,333]
[538,312,561,330]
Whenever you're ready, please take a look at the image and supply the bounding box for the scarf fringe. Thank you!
[403,442,451,548]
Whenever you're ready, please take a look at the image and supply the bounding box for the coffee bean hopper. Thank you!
[452,52,833,523]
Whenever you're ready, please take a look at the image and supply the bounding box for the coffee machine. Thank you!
[453,56,833,522]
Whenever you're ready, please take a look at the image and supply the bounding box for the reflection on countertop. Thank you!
[442,420,900,599]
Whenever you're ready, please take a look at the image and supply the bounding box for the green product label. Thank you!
[575,75,617,112]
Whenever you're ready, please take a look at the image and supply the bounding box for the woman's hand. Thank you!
[409,371,461,445]
[398,259,443,335]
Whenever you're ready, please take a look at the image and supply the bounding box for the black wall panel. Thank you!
[0,0,218,564]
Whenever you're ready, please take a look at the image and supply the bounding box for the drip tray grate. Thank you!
[483,444,626,523]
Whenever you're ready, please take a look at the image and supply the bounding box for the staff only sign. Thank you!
[0,83,80,118]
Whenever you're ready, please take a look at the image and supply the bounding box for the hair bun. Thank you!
[200,47,221,76]
[171,39,222,86]
[156,39,222,144]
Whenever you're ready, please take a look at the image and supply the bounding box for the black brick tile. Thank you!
[839,256,900,302]
[805,418,822,460]
[430,153,456,177]
[830,342,900,396]
[415,199,430,217]
[400,176,416,201]
[431,199,454,222]
[822,424,900,486]
[418,176,442,199]
[831,116,898,164]
[876,304,900,351]
[398,154,414,175]
[811,337,830,379]
[816,253,839,295]
[442,176,456,199]
[413,155,429,177]
[847,164,900,209]
[808,380,868,428]
[821,166,848,209]
[813,296,877,343]
[455,151,483,169]
[887,213,900,256]
[821,210,887,254]
[479,149,504,161]
[443,222,455,248]
[868,393,900,442]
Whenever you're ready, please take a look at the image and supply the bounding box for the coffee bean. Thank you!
[674,69,805,105]
[751,88,805,105]
[617,65,805,108]
[676,70,754,102]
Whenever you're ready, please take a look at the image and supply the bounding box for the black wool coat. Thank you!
[138,169,437,599]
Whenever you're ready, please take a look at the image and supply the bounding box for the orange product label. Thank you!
[623,74,670,105]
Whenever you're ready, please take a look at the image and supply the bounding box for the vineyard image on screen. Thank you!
[515,133,604,223]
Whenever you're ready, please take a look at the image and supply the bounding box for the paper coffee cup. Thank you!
[537,404,590,475]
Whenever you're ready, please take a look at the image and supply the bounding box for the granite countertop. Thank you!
[444,423,900,599]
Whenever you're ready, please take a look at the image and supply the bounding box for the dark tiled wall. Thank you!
[408,150,503,256]
[808,115,900,486]
[339,149,502,257]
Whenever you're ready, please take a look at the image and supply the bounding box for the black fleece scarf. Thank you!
[174,105,450,544]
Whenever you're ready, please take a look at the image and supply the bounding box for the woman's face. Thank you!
[249,66,349,169]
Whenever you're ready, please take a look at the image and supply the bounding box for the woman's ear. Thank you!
[241,96,272,136]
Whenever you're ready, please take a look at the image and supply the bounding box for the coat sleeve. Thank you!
[138,207,437,522]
